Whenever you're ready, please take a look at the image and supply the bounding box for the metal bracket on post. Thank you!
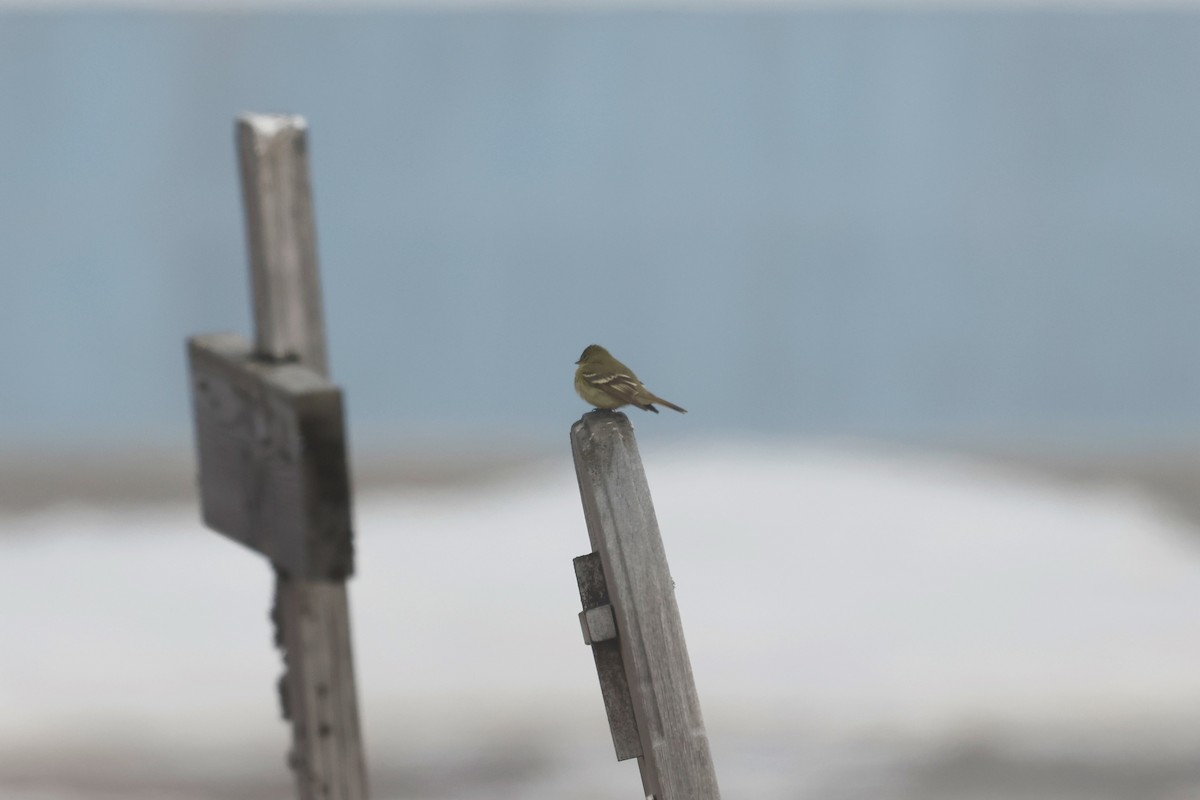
[571,410,721,800]
[186,113,368,800]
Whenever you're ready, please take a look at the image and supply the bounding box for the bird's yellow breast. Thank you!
[574,368,627,409]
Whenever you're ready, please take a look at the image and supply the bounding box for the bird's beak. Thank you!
[574,359,581,365]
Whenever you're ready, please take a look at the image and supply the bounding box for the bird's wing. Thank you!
[581,370,653,409]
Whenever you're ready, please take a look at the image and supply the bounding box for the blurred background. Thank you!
[4,2,1200,799]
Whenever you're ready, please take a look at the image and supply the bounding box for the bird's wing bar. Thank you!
[581,370,655,410]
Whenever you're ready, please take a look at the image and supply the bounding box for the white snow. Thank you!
[3,442,1200,782]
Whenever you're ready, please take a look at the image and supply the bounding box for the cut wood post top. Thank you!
[236,113,327,376]
[571,408,634,448]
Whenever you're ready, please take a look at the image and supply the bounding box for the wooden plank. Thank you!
[188,332,354,580]
[274,577,369,800]
[237,113,328,373]
[573,553,642,761]
[571,410,721,800]
[233,112,368,800]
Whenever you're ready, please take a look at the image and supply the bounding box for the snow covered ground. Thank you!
[4,441,1200,799]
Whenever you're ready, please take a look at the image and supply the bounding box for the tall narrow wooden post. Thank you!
[187,114,368,800]
[236,114,327,373]
[571,410,721,800]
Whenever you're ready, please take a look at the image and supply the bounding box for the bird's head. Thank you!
[576,344,611,365]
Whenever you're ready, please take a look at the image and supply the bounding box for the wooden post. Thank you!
[571,410,721,800]
[236,115,327,373]
[187,114,368,800]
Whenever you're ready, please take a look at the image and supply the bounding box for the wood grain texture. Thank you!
[237,113,327,374]
[570,410,721,800]
[574,552,642,761]
[188,332,354,580]
[191,111,368,800]
[275,577,369,800]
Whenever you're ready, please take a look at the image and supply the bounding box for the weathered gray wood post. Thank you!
[186,114,368,800]
[571,410,721,800]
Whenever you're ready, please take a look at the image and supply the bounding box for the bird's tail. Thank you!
[653,395,687,413]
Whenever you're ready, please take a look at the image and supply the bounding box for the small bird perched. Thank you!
[574,344,687,414]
